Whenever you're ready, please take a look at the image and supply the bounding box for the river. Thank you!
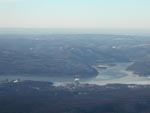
[0,62,150,85]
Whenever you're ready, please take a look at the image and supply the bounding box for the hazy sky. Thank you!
[0,0,150,28]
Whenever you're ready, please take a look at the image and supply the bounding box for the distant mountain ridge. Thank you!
[0,34,150,78]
